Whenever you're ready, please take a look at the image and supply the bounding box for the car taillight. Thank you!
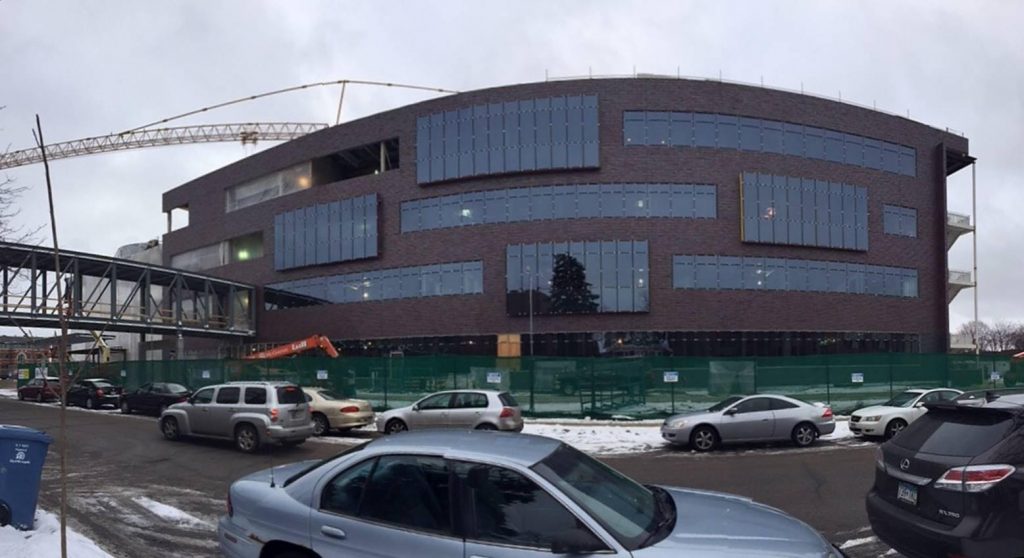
[177,397,188,403]
[821,407,833,419]
[340,406,360,413]
[934,464,1015,492]
[269,408,279,423]
[499,407,515,418]
[227,492,233,517]
[96,389,104,397]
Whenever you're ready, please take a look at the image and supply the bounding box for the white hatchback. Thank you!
[849,388,962,439]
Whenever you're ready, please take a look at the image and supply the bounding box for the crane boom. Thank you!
[0,122,328,170]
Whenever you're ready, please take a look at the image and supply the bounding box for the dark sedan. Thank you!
[67,378,123,409]
[120,382,191,416]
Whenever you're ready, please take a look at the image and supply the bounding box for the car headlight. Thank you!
[665,418,687,429]
[863,415,882,422]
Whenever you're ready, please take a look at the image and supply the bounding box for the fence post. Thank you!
[528,358,535,415]
[670,382,675,415]
[888,353,894,398]
[825,362,831,405]
[589,360,596,415]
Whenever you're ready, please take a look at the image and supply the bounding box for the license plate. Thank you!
[897,482,918,506]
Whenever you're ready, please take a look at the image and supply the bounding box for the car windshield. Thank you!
[165,384,189,394]
[91,381,114,389]
[499,392,519,406]
[276,385,306,404]
[884,392,921,407]
[283,443,367,487]
[316,390,341,400]
[708,396,744,412]
[532,444,658,550]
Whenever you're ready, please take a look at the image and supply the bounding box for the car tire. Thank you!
[36,392,43,403]
[885,418,908,440]
[385,419,408,435]
[791,422,818,447]
[85,397,95,410]
[234,423,261,453]
[475,423,498,431]
[690,425,719,452]
[161,417,181,441]
[311,413,330,437]
[120,400,132,414]
[17,391,24,401]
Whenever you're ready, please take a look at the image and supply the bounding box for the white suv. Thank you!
[160,381,313,453]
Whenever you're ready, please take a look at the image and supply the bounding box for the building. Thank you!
[161,77,974,358]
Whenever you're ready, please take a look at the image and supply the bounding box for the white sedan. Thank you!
[850,388,963,439]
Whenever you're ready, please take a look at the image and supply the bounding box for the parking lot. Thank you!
[0,395,896,557]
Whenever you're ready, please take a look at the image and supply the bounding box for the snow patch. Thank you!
[839,535,878,549]
[522,423,668,455]
[0,509,111,558]
[132,496,210,529]
[0,388,17,399]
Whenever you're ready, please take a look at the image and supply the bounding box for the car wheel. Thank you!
[311,413,329,436]
[385,419,408,435]
[17,391,24,401]
[792,422,818,447]
[475,423,498,431]
[161,417,180,441]
[234,424,260,453]
[85,397,95,410]
[690,425,718,452]
[36,392,43,403]
[885,418,908,440]
[120,400,132,414]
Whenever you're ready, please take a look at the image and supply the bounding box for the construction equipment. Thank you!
[243,335,339,360]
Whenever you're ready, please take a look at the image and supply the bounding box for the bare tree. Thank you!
[988,321,1019,352]
[957,320,992,349]
[1,106,43,243]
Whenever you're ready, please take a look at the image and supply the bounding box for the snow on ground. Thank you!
[0,388,16,399]
[522,422,667,454]
[0,509,111,558]
[131,496,211,529]
[839,536,879,549]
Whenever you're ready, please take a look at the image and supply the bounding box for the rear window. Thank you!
[276,385,306,405]
[317,390,341,400]
[498,392,519,407]
[166,384,189,394]
[893,410,1018,457]
[92,381,114,389]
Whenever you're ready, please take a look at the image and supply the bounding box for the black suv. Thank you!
[866,395,1024,558]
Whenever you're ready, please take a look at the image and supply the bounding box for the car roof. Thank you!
[902,389,928,394]
[222,381,295,386]
[364,430,561,467]
[740,394,808,405]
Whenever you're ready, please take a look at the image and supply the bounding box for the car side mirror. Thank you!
[412,404,420,412]
[914,402,924,408]
[724,408,738,416]
[549,528,607,554]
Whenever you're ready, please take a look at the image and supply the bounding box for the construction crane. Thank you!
[243,335,340,360]
[1,79,457,171]
[0,122,327,170]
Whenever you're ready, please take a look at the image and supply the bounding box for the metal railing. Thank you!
[947,212,972,228]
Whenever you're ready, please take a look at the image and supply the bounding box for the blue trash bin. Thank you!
[0,425,53,530]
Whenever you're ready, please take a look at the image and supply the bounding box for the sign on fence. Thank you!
[486,371,502,384]
[663,371,679,383]
[18,369,29,380]
[201,370,210,379]
[120,370,127,377]
[991,371,1001,382]
[316,370,328,380]
[851,372,864,384]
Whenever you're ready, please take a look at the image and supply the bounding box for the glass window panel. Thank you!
[807,261,828,292]
[855,189,869,249]
[899,146,916,177]
[416,117,430,183]
[865,266,885,295]
[484,190,508,224]
[616,242,634,312]
[827,262,847,293]
[673,255,696,289]
[488,104,505,174]
[783,123,804,156]
[600,242,617,312]
[506,245,522,292]
[786,177,803,244]
[443,110,459,180]
[739,117,762,152]
[440,196,461,229]
[843,134,864,167]
[902,208,917,238]
[757,174,774,243]
[846,264,865,294]
[669,112,693,147]
[381,270,400,299]
[646,112,670,145]
[441,263,462,295]
[863,139,882,170]
[902,270,918,297]
[552,185,576,219]
[464,261,483,294]
[787,259,808,291]
[884,267,902,296]
[671,186,694,218]
[422,264,442,297]
[771,175,789,244]
[508,190,530,222]
[804,127,824,160]
[623,112,645,145]
[535,98,552,169]
[458,108,474,177]
[695,256,717,288]
[719,256,742,289]
[582,96,599,151]
[566,96,584,167]
[316,203,329,264]
[842,185,856,249]
[577,185,600,217]
[694,113,716,147]
[717,115,738,149]
[461,192,484,226]
[801,178,817,245]
[429,113,444,182]
[273,214,284,270]
[882,143,900,173]
[742,175,758,242]
[420,198,439,231]
[600,185,624,217]
[828,183,843,249]
[401,201,419,233]
[283,211,295,269]
[503,102,521,173]
[518,100,537,171]
[531,186,554,220]
[623,184,649,218]
[743,257,764,289]
[695,185,716,218]
[401,267,421,298]
[305,206,318,265]
[763,121,783,154]
[550,97,568,168]
[473,105,489,175]
[764,258,787,290]
[883,206,899,235]
[824,131,844,163]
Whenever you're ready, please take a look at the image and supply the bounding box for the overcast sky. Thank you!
[1,0,1021,331]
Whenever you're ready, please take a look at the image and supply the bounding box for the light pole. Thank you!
[527,265,534,357]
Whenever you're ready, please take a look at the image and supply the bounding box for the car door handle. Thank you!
[761,418,770,422]
[321,525,346,540]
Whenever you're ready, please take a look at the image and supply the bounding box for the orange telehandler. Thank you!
[243,335,340,360]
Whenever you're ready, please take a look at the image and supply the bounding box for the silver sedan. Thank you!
[375,389,523,434]
[219,431,845,558]
[661,394,836,451]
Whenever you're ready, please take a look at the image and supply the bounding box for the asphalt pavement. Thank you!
[0,397,895,557]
